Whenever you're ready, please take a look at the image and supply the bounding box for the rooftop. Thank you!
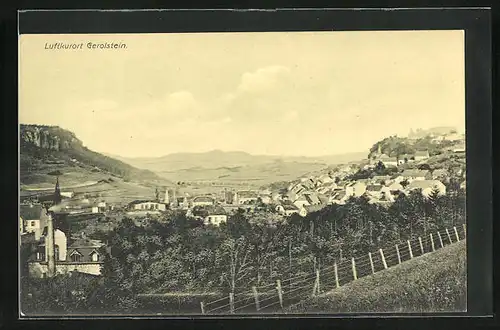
[192,196,214,203]
[407,180,444,190]
[20,203,46,220]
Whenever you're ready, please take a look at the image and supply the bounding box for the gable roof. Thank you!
[69,238,104,249]
[192,196,214,203]
[304,193,321,205]
[332,191,347,200]
[366,184,384,192]
[388,182,404,191]
[407,180,444,190]
[282,204,299,211]
[400,169,430,178]
[20,203,46,220]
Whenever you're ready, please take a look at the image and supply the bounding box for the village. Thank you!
[19,130,466,280]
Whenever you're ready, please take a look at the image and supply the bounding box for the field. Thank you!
[156,162,328,186]
[287,240,466,314]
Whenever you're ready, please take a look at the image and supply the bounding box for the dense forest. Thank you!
[20,184,465,314]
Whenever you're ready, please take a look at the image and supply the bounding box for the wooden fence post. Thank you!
[368,252,375,274]
[334,263,339,289]
[454,226,460,242]
[312,275,318,297]
[407,240,413,259]
[446,228,452,244]
[380,248,388,269]
[430,233,435,252]
[463,223,466,237]
[352,257,357,280]
[316,270,320,294]
[276,280,283,309]
[395,245,401,264]
[418,237,424,255]
[229,293,234,314]
[200,301,205,314]
[438,232,444,248]
[252,286,260,311]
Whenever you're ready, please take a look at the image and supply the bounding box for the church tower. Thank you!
[164,188,170,204]
[53,176,62,205]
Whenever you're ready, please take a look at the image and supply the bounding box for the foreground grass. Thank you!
[287,240,466,314]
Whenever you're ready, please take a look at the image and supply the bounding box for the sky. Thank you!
[19,31,465,158]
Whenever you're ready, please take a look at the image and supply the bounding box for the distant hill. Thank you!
[107,150,366,185]
[20,124,168,188]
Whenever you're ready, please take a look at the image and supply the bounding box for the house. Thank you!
[345,181,367,197]
[128,200,167,212]
[397,154,415,165]
[452,142,466,154]
[276,203,300,216]
[271,192,282,202]
[395,169,431,183]
[414,150,430,161]
[259,195,272,204]
[192,196,215,207]
[235,191,259,205]
[204,207,228,226]
[382,157,399,167]
[406,180,447,198]
[34,228,68,262]
[293,195,310,209]
[301,203,328,217]
[60,191,74,198]
[285,191,299,202]
[371,175,392,185]
[329,191,349,205]
[365,185,390,199]
[290,183,306,195]
[318,174,334,185]
[388,182,405,194]
[28,228,106,278]
[20,203,50,240]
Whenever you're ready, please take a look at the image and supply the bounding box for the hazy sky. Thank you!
[19,31,465,158]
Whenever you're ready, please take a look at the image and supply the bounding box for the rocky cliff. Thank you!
[20,124,82,151]
[20,124,165,183]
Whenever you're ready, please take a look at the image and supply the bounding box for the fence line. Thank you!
[201,224,466,314]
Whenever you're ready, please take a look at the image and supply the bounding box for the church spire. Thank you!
[53,176,62,205]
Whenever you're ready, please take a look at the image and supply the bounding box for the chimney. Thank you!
[45,212,56,277]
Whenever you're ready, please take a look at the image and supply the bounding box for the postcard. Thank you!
[19,29,467,317]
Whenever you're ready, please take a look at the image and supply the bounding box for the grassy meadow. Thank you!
[287,240,466,314]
